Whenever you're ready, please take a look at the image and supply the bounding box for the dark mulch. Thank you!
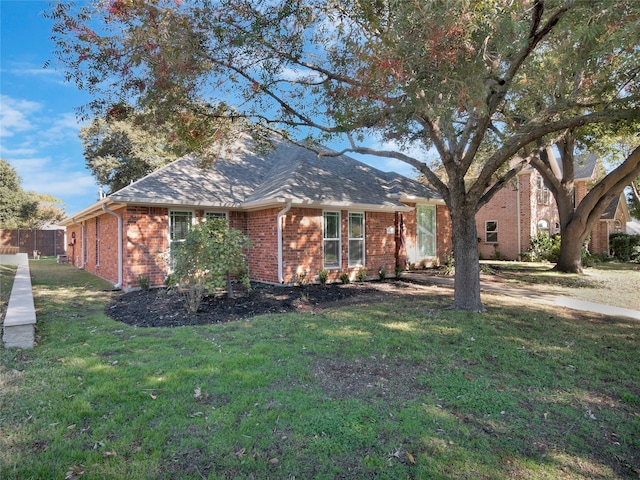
[105,280,434,328]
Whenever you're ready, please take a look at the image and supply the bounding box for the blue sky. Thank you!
[0,0,417,218]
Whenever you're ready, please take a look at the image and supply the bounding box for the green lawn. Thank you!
[0,263,17,321]
[1,259,639,479]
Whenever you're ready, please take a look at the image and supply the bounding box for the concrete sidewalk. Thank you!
[1,253,37,348]
[402,272,640,321]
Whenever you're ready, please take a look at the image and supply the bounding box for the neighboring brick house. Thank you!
[60,136,452,291]
[476,153,631,260]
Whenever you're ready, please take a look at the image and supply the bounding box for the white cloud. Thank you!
[0,95,41,137]
[37,112,86,147]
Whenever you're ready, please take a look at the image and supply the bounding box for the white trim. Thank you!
[278,201,292,284]
[348,212,365,268]
[323,210,341,270]
[485,220,498,244]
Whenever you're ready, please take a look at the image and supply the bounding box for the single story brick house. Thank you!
[476,153,630,260]
[60,136,452,291]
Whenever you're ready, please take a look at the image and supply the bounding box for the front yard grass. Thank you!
[1,259,639,479]
[0,263,17,322]
[481,260,640,310]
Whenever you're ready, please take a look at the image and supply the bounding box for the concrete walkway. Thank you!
[1,253,37,349]
[402,272,640,321]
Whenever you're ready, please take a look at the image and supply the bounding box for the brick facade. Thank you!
[477,169,626,260]
[65,201,451,290]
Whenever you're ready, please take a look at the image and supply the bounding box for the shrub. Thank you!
[356,268,367,282]
[137,274,150,291]
[610,233,640,262]
[318,269,329,285]
[294,271,308,287]
[394,266,404,278]
[441,254,455,276]
[378,266,386,280]
[528,232,560,262]
[339,272,350,284]
[170,219,250,314]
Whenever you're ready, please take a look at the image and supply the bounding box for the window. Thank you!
[205,211,227,221]
[537,176,550,205]
[537,219,549,236]
[323,211,340,269]
[485,221,498,243]
[348,212,365,267]
[169,211,193,258]
[614,220,622,233]
[416,205,436,258]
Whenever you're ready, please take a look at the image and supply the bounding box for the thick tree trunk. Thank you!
[450,208,484,312]
[554,224,585,273]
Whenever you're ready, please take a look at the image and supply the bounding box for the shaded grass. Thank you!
[481,260,640,310]
[1,259,639,479]
[0,263,17,321]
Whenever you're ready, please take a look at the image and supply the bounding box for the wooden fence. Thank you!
[0,229,66,257]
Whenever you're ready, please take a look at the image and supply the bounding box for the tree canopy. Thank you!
[48,0,640,311]
[0,159,66,229]
[79,107,185,193]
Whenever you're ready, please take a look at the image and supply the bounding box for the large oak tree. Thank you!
[532,131,640,273]
[48,0,640,311]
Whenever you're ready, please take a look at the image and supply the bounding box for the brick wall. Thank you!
[64,201,454,288]
[246,208,280,283]
[123,206,168,290]
[436,205,453,262]
[476,173,561,261]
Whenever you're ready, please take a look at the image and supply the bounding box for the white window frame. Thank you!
[169,210,194,256]
[323,211,341,269]
[348,212,365,267]
[537,219,550,236]
[416,205,436,259]
[485,221,498,243]
[204,211,228,222]
[537,176,550,205]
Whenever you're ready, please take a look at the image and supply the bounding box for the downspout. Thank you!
[102,203,123,289]
[70,219,85,269]
[277,201,292,284]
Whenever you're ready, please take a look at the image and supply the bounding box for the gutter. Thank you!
[102,204,123,289]
[277,200,292,284]
[70,219,85,269]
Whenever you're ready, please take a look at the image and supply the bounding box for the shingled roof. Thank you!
[62,135,441,224]
[107,135,441,210]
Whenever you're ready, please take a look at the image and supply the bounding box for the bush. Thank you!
[610,233,640,262]
[378,266,386,280]
[339,272,350,284]
[356,268,367,282]
[441,254,455,276]
[137,274,150,291]
[294,271,308,287]
[170,219,250,314]
[527,232,560,262]
[318,269,329,285]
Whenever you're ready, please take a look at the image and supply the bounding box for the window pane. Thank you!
[205,212,227,221]
[349,239,364,266]
[170,212,192,240]
[349,213,364,238]
[324,212,339,239]
[417,205,436,257]
[324,239,340,268]
[486,221,498,243]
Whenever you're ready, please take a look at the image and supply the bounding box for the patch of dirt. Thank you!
[105,280,437,328]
